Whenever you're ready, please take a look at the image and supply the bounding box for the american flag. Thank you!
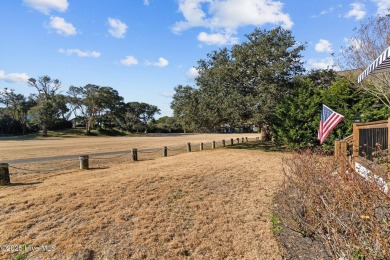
[318,104,344,145]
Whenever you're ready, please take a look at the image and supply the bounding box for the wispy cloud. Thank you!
[371,0,390,16]
[173,0,292,45]
[344,37,362,51]
[311,5,342,18]
[23,0,68,14]
[0,70,30,83]
[145,57,169,68]
[197,32,238,45]
[120,56,139,66]
[315,39,333,53]
[186,67,199,81]
[345,3,366,20]
[48,16,77,36]
[307,57,339,70]
[143,0,150,6]
[108,18,128,38]
[161,92,174,97]
[59,48,101,58]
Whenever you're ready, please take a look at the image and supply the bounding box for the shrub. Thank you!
[278,150,389,259]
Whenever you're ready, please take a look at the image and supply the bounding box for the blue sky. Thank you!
[0,0,389,117]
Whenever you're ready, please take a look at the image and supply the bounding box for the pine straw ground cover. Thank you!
[0,149,284,259]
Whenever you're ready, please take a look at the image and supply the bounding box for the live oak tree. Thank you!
[171,85,202,133]
[120,102,160,132]
[28,75,67,136]
[0,89,35,134]
[67,84,124,134]
[231,27,305,135]
[172,27,305,135]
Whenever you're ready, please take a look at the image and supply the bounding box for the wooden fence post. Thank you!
[187,142,192,152]
[131,148,138,161]
[334,140,340,159]
[212,141,216,149]
[79,155,89,170]
[0,163,10,185]
[245,137,248,142]
[236,138,240,144]
[222,140,226,147]
[200,143,204,151]
[242,137,245,143]
[352,123,359,169]
[163,146,168,157]
[387,117,390,151]
[230,138,234,145]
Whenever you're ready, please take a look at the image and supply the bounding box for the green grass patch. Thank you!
[271,215,283,234]
[227,140,286,152]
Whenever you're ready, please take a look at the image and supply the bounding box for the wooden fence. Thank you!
[0,136,261,185]
[335,118,390,193]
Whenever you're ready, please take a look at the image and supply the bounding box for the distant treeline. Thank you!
[0,79,176,136]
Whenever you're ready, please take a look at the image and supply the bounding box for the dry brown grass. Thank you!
[0,133,260,162]
[0,136,284,259]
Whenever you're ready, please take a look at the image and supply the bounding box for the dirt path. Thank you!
[0,148,284,259]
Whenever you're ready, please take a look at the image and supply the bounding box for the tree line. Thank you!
[0,76,166,136]
[170,15,390,148]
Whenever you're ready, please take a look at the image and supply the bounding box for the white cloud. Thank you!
[0,70,30,83]
[23,0,68,14]
[120,56,139,66]
[197,32,238,45]
[345,3,366,20]
[311,5,342,18]
[145,57,169,68]
[307,57,339,70]
[59,48,101,58]
[108,18,128,38]
[48,16,77,36]
[143,0,150,6]
[315,39,333,53]
[371,0,390,16]
[161,92,174,97]
[173,0,292,45]
[187,67,199,80]
[344,37,362,51]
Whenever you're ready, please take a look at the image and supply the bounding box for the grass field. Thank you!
[0,134,284,259]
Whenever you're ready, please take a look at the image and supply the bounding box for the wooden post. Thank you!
[242,137,245,143]
[200,143,204,151]
[340,141,347,175]
[334,139,340,159]
[236,138,240,144]
[230,138,234,145]
[352,123,359,169]
[387,117,390,151]
[131,148,138,161]
[163,146,168,157]
[0,163,10,185]
[222,140,226,147]
[187,142,192,152]
[245,137,248,142]
[340,141,347,157]
[212,141,216,149]
[79,155,89,170]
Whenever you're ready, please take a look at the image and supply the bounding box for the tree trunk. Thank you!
[42,123,48,136]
